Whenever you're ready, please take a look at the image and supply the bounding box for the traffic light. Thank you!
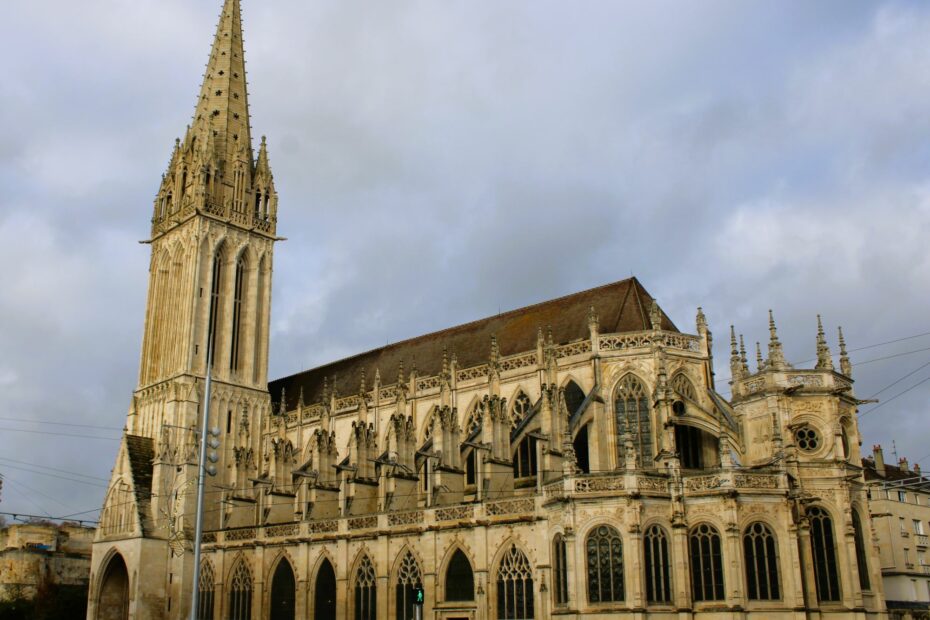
[206,427,221,477]
[415,586,424,605]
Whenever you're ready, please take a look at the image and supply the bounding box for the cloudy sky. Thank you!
[1,0,929,521]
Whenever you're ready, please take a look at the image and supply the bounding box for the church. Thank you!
[87,1,888,619]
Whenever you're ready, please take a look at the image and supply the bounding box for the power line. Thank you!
[0,463,109,488]
[860,374,930,421]
[0,457,110,483]
[865,360,930,400]
[0,427,120,441]
[0,416,122,431]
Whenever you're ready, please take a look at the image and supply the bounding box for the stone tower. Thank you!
[88,1,277,617]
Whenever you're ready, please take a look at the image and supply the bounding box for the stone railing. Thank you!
[456,364,488,383]
[225,527,256,542]
[485,497,536,517]
[266,523,299,538]
[557,340,592,358]
[499,352,537,372]
[599,331,701,354]
[435,505,474,521]
[915,534,929,548]
[347,516,378,530]
[307,519,339,534]
[574,474,625,494]
[387,510,423,527]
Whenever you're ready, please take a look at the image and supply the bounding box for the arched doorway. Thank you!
[270,559,296,620]
[97,552,129,620]
[314,559,337,620]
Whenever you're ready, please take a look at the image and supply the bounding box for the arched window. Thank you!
[675,425,705,470]
[464,449,477,486]
[208,246,223,367]
[553,535,569,606]
[445,549,475,602]
[852,509,871,590]
[497,545,534,619]
[513,436,538,480]
[573,424,591,473]
[587,525,624,603]
[395,551,423,620]
[511,392,532,428]
[808,506,841,602]
[314,559,337,620]
[270,559,296,620]
[671,373,697,401]
[689,524,724,601]
[354,555,377,620]
[743,522,780,600]
[252,256,265,384]
[615,375,653,468]
[465,400,484,436]
[228,560,253,620]
[229,255,246,372]
[644,525,671,604]
[198,561,215,620]
[98,553,129,620]
[564,381,586,418]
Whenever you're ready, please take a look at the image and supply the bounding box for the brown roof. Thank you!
[125,435,154,533]
[269,277,677,410]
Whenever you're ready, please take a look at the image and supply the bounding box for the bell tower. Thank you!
[89,2,278,617]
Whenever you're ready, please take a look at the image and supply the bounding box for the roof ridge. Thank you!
[272,277,641,384]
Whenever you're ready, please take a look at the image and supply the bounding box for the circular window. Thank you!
[795,426,820,452]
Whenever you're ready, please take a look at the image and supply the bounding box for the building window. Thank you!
[644,525,672,604]
[496,545,534,619]
[671,373,697,401]
[852,510,871,590]
[808,506,841,603]
[511,392,532,428]
[564,381,586,419]
[915,520,926,536]
[901,517,908,534]
[615,375,653,468]
[904,548,911,565]
[794,426,820,452]
[464,449,476,486]
[445,549,474,602]
[270,559,296,620]
[354,555,377,620]
[675,425,704,469]
[513,436,538,480]
[690,524,725,602]
[553,535,569,606]
[229,256,246,372]
[228,560,253,620]
[197,561,215,620]
[587,525,624,603]
[573,424,591,473]
[899,490,908,503]
[208,247,223,367]
[395,551,423,620]
[743,522,780,600]
[314,559,337,620]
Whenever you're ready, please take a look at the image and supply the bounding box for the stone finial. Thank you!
[359,368,367,396]
[756,342,764,372]
[546,326,554,348]
[696,307,707,331]
[767,310,788,369]
[297,386,305,411]
[739,334,749,374]
[729,326,743,380]
[490,335,500,364]
[815,315,834,370]
[838,327,852,377]
[441,347,450,378]
[588,305,599,329]
[397,361,406,386]
[649,300,662,331]
[321,377,329,404]
[279,387,286,415]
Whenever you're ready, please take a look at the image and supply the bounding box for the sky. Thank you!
[1,0,929,522]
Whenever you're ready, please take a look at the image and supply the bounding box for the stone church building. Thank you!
[87,1,888,618]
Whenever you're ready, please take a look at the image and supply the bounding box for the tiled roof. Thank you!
[125,435,154,533]
[270,277,676,410]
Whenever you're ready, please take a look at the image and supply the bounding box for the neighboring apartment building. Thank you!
[864,446,930,620]
[0,521,95,600]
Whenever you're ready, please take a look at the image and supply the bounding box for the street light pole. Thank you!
[190,326,215,620]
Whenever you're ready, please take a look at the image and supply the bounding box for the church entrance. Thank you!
[270,560,296,620]
[314,559,337,620]
[97,553,129,620]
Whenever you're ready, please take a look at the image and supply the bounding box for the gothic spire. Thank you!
[191,0,253,171]
[729,326,744,380]
[838,326,852,377]
[739,334,749,374]
[815,315,834,370]
[767,310,788,369]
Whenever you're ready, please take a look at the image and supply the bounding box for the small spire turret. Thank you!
[815,315,834,370]
[756,342,764,372]
[730,326,744,380]
[838,327,852,377]
[767,310,788,369]
[739,335,749,374]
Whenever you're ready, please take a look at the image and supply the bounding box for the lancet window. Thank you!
[513,436,538,480]
[511,392,532,428]
[852,509,871,590]
[465,401,483,437]
[614,375,653,468]
[496,545,535,619]
[689,524,724,601]
[743,522,780,600]
[197,561,215,620]
[808,506,841,602]
[354,555,377,620]
[564,381,586,419]
[270,559,295,620]
[445,549,474,602]
[228,559,253,620]
[553,535,569,606]
[587,525,624,603]
[644,525,671,604]
[464,449,477,486]
[208,246,223,367]
[230,255,246,372]
[395,551,423,620]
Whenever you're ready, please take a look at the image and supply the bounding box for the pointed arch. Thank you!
[352,552,377,620]
[808,505,841,602]
[441,545,474,602]
[553,534,569,606]
[207,240,228,368]
[229,246,251,373]
[643,524,672,604]
[613,373,653,468]
[495,543,535,619]
[464,396,484,437]
[312,555,337,620]
[197,559,216,620]
[562,379,586,419]
[227,556,253,620]
[269,555,296,620]
[393,549,424,620]
[96,550,129,620]
[421,405,439,444]
[509,389,533,428]
[852,507,871,590]
[252,253,267,384]
[586,523,624,603]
